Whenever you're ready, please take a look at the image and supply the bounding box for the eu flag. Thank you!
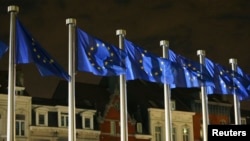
[124,39,175,84]
[16,18,70,81]
[205,58,233,94]
[169,49,213,88]
[205,58,249,99]
[236,66,250,99]
[0,41,8,59]
[77,27,126,76]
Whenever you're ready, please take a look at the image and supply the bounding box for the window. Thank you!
[0,113,2,134]
[35,107,48,126]
[84,117,91,128]
[82,116,93,129]
[171,100,176,110]
[183,125,189,141]
[241,118,247,125]
[15,86,25,95]
[16,114,25,136]
[220,119,226,125]
[61,113,68,127]
[200,119,203,140]
[80,110,95,129]
[110,121,116,135]
[155,126,162,141]
[56,106,70,128]
[39,114,45,125]
[136,123,143,134]
[172,126,176,141]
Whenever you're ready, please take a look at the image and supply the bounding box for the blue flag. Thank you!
[124,39,175,84]
[205,58,234,94]
[77,27,126,76]
[0,41,8,59]
[169,49,213,88]
[205,58,249,100]
[16,18,70,81]
[236,66,250,99]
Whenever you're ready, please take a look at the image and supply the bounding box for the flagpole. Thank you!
[197,50,209,141]
[7,5,19,141]
[160,40,172,141]
[229,58,241,125]
[66,18,76,141]
[116,29,128,141]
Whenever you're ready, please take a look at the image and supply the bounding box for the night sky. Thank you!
[1,0,250,100]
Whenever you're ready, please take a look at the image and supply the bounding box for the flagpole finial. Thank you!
[160,40,169,47]
[66,18,76,25]
[116,29,126,36]
[8,5,19,13]
[229,58,237,65]
[197,50,205,56]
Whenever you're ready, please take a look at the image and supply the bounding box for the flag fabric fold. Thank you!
[77,27,127,76]
[205,58,249,100]
[169,49,213,88]
[124,39,175,84]
[0,41,8,59]
[16,18,70,81]
[236,66,250,99]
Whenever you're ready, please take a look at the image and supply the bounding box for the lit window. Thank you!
[241,118,247,125]
[110,121,116,135]
[136,123,143,133]
[200,126,203,140]
[183,125,189,141]
[220,119,226,125]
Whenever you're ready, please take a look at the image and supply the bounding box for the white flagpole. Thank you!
[160,40,172,141]
[116,29,128,141]
[66,18,76,141]
[229,58,241,125]
[197,50,209,141]
[7,5,19,141]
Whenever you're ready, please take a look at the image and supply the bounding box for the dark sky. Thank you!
[1,0,250,99]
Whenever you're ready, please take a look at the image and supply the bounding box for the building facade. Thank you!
[148,108,195,141]
[0,79,248,141]
[0,86,196,141]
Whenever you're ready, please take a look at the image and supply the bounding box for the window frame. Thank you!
[182,124,190,141]
[60,112,68,127]
[16,114,25,136]
[136,122,143,134]
[80,110,95,129]
[241,117,247,125]
[155,126,162,141]
[35,107,48,126]
[110,120,116,135]
[172,125,176,141]
[56,106,69,128]
[171,100,176,110]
